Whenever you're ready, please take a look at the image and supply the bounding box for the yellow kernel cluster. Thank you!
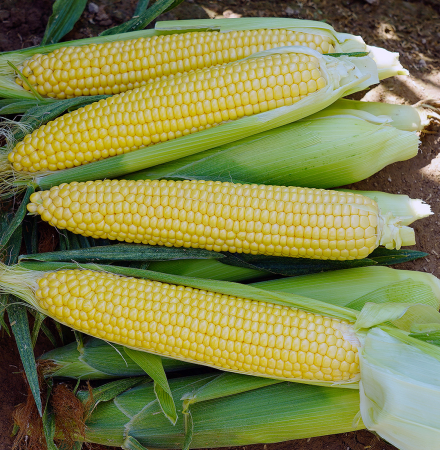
[9,52,326,173]
[35,269,359,381]
[16,29,335,98]
[27,179,380,260]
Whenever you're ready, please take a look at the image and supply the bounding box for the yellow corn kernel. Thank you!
[35,268,359,382]
[17,30,335,98]
[29,179,384,261]
[9,52,326,173]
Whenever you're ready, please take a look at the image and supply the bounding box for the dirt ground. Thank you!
[0,0,439,449]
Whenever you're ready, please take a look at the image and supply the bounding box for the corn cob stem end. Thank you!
[378,212,415,249]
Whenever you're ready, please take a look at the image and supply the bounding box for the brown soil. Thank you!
[0,0,439,449]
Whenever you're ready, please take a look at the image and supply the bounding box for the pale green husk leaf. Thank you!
[126,99,420,190]
[359,327,440,450]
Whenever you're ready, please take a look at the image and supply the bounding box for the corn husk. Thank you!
[0,17,405,100]
[40,266,440,380]
[126,100,421,189]
[40,337,196,379]
[79,372,363,449]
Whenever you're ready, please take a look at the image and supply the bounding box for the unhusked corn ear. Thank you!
[15,29,335,98]
[35,268,360,382]
[9,52,326,173]
[27,179,408,261]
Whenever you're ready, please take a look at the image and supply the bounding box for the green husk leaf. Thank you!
[100,0,176,36]
[181,372,281,406]
[347,279,439,313]
[41,379,58,450]
[0,294,10,335]
[182,411,193,450]
[77,377,147,407]
[128,115,418,190]
[254,266,440,307]
[0,185,34,246]
[219,248,426,276]
[41,337,195,379]
[123,436,149,450]
[358,327,440,450]
[41,0,88,46]
[409,330,440,347]
[31,312,46,348]
[124,348,177,425]
[0,99,52,115]
[147,259,266,283]
[37,317,58,347]
[9,304,42,415]
[134,0,150,16]
[19,244,224,263]
[355,302,440,332]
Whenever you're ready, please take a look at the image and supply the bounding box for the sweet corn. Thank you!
[15,29,335,98]
[9,51,326,173]
[35,268,359,382]
[27,179,415,261]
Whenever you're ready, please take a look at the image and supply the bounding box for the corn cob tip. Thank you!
[378,212,415,250]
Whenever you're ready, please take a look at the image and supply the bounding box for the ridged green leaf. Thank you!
[125,348,177,424]
[100,0,176,36]
[41,0,88,46]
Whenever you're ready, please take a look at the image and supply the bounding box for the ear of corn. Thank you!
[0,17,406,100]
[27,179,416,260]
[76,373,362,448]
[7,263,440,450]
[2,261,440,388]
[126,100,421,189]
[85,374,363,448]
[40,266,440,380]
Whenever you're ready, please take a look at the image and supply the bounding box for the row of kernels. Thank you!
[38,179,374,209]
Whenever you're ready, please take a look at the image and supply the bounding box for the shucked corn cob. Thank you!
[27,179,415,261]
[27,267,362,382]
[9,51,327,173]
[15,29,335,99]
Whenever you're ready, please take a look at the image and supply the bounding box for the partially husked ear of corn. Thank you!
[39,266,440,381]
[27,179,416,261]
[16,29,335,99]
[1,17,407,101]
[26,267,363,382]
[8,51,326,173]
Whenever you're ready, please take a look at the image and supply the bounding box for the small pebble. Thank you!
[88,2,99,14]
